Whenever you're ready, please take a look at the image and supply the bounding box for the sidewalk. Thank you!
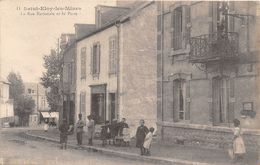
[26,128,259,165]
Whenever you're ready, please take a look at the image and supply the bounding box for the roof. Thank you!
[74,24,96,40]
[77,1,154,42]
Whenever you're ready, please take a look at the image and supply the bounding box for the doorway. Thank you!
[91,93,105,124]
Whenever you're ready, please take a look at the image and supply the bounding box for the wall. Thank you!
[157,1,260,150]
[121,2,157,135]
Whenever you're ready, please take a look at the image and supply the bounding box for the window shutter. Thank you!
[185,81,190,120]
[173,7,182,50]
[90,46,93,74]
[184,6,191,47]
[229,2,235,32]
[173,82,179,122]
[228,78,235,122]
[163,81,174,122]
[171,11,175,49]
[109,39,112,73]
[80,48,86,79]
[208,79,213,123]
[114,37,118,74]
[97,43,101,74]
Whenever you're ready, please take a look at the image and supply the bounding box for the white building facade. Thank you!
[0,78,14,125]
[76,1,157,135]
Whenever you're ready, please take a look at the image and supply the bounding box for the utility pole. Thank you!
[57,38,63,125]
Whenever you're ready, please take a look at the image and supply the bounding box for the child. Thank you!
[229,119,246,163]
[44,120,49,132]
[143,127,155,156]
[122,125,131,146]
[135,119,149,155]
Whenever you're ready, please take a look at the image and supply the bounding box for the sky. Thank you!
[0,0,116,83]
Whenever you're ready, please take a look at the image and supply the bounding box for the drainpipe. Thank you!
[115,21,120,120]
[160,0,164,139]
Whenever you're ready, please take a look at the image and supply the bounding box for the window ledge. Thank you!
[157,121,260,135]
[92,74,99,79]
[109,72,117,77]
[170,48,190,56]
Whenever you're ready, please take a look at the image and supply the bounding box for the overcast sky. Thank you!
[0,0,116,83]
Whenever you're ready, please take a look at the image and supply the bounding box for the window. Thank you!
[109,37,117,74]
[80,47,86,79]
[172,7,182,50]
[171,6,190,50]
[91,43,100,76]
[28,89,31,94]
[173,79,189,121]
[32,90,34,94]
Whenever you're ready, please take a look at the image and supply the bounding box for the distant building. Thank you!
[0,77,14,126]
[76,1,157,135]
[157,1,260,151]
[24,82,49,126]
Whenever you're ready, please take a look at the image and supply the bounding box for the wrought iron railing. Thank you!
[189,32,239,62]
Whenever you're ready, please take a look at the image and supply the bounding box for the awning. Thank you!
[50,112,59,118]
[41,112,59,118]
[41,112,51,118]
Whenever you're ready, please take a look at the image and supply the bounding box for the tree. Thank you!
[7,72,35,126]
[40,49,63,111]
[16,95,35,126]
[7,71,25,101]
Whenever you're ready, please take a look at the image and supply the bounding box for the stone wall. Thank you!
[158,122,260,152]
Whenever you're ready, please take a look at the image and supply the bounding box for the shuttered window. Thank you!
[91,43,101,75]
[80,47,86,79]
[172,7,182,50]
[109,37,117,74]
[171,6,191,50]
[173,79,190,121]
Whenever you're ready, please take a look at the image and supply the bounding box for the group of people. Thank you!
[58,114,246,162]
[100,118,130,146]
[58,114,95,150]
[135,119,154,156]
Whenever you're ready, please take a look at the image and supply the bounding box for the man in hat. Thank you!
[59,119,69,150]
[76,114,85,146]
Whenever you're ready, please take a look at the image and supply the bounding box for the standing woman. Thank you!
[232,119,246,162]
[87,115,95,146]
[136,119,149,155]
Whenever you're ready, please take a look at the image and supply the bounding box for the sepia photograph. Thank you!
[0,0,259,164]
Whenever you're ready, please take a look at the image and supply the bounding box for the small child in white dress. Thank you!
[229,119,246,163]
[143,127,155,156]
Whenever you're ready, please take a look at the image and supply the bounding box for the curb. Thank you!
[25,131,214,165]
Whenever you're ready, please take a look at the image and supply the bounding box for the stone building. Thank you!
[157,1,260,151]
[76,1,157,135]
[24,82,49,126]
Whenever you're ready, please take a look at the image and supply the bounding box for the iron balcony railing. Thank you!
[189,32,239,63]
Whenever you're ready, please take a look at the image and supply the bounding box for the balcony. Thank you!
[189,32,239,63]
